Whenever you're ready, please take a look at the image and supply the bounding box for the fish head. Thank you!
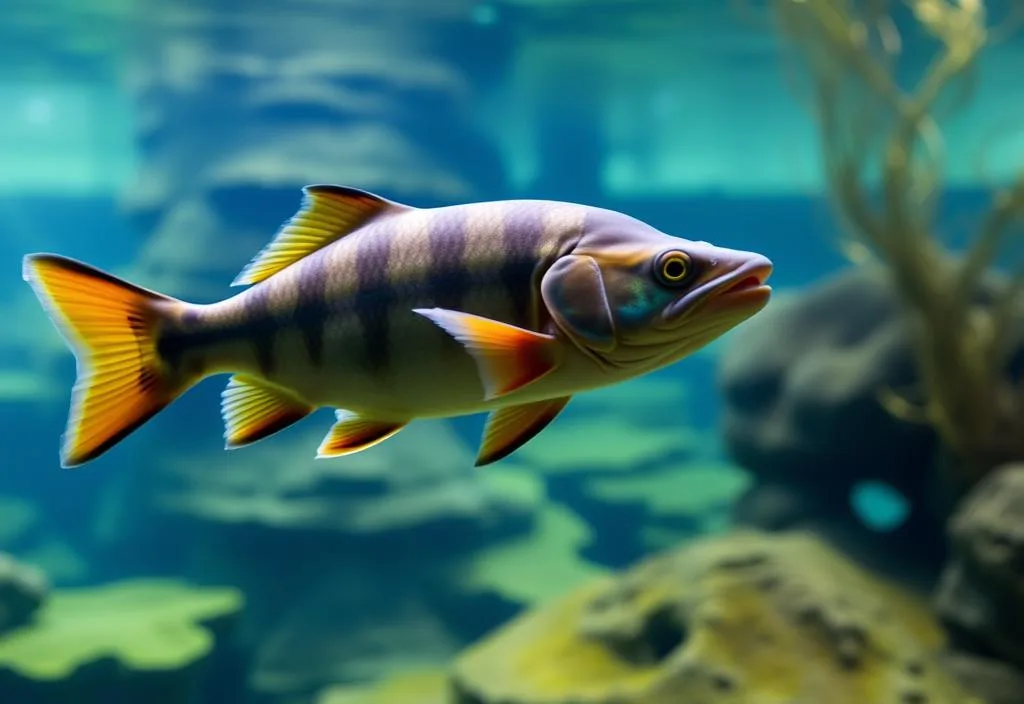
[540,210,772,369]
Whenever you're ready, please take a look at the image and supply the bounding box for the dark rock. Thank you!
[716,265,1024,586]
[935,463,1024,670]
[720,267,937,487]
[942,652,1024,704]
[0,553,47,635]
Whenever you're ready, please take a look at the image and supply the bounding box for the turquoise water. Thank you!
[1,2,1022,703]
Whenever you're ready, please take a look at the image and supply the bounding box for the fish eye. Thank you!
[654,251,692,286]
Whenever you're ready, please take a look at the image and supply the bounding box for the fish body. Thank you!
[164,199,592,418]
[23,185,773,469]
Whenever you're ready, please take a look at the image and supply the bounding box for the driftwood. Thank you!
[770,0,1024,484]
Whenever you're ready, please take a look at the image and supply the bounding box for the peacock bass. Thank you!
[22,185,773,469]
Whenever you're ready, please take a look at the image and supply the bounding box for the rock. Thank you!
[942,653,1024,704]
[0,553,47,636]
[316,670,448,704]
[720,270,936,487]
[934,463,1024,670]
[717,268,977,586]
[0,579,243,704]
[731,479,945,594]
[453,531,973,704]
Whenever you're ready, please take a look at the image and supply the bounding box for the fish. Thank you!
[22,185,773,469]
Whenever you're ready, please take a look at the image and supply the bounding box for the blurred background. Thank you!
[1,1,1023,703]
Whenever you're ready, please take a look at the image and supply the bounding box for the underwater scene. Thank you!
[2,0,1024,702]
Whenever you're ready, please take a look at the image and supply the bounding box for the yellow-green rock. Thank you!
[453,531,978,704]
[0,579,243,704]
[317,669,449,704]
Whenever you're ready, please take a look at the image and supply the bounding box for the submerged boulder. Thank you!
[0,553,47,636]
[719,268,935,486]
[452,531,972,704]
[717,267,1007,587]
[942,653,1024,704]
[935,464,1024,675]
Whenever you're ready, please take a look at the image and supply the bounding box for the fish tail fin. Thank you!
[22,253,202,468]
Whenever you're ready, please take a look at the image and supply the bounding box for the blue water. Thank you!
[0,2,1019,703]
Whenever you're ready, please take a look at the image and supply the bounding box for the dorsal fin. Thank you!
[231,185,406,287]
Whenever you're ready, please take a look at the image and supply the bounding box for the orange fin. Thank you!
[316,410,406,458]
[22,253,198,468]
[412,308,560,400]
[221,375,314,448]
[231,185,407,287]
[477,396,571,467]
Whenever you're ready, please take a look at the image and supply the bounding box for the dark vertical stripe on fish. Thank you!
[156,308,202,372]
[354,226,395,372]
[294,250,329,367]
[501,205,545,325]
[242,284,277,376]
[426,207,469,311]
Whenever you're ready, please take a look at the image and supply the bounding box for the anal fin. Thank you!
[222,375,314,448]
[476,396,571,467]
[413,308,560,400]
[316,410,407,458]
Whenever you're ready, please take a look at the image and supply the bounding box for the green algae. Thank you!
[0,579,243,680]
[584,460,751,516]
[459,503,608,605]
[506,416,703,474]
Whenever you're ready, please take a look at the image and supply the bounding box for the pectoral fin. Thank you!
[476,396,571,467]
[222,375,314,448]
[316,410,407,458]
[413,308,560,400]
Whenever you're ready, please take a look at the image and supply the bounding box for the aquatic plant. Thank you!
[769,0,1024,486]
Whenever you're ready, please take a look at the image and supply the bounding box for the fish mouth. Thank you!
[662,256,773,323]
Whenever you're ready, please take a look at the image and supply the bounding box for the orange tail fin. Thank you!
[22,254,200,468]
